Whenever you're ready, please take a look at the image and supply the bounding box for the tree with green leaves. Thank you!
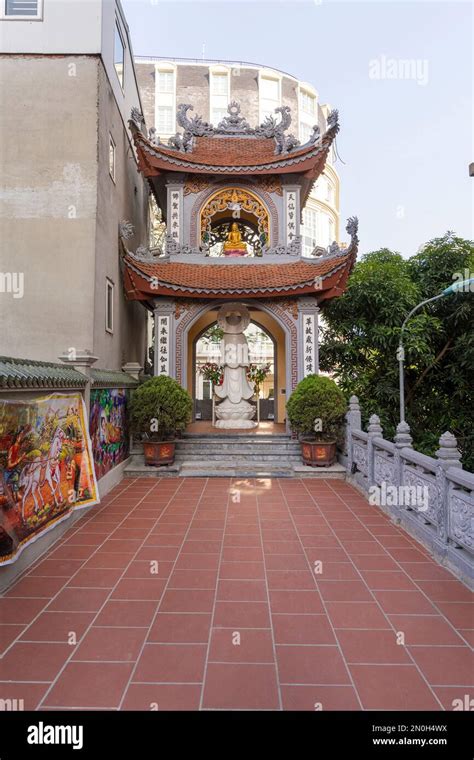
[319,233,474,469]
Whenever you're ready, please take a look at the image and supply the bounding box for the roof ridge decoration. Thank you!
[215,101,254,135]
[149,102,309,156]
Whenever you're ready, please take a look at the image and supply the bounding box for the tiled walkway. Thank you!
[0,478,472,711]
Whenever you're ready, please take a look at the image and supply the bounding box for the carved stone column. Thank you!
[435,431,462,544]
[153,299,176,378]
[297,297,319,380]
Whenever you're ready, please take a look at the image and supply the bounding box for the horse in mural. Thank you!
[19,426,67,521]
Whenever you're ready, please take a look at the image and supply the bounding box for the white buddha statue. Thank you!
[214,304,257,429]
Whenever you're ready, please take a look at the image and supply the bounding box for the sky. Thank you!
[122,0,473,258]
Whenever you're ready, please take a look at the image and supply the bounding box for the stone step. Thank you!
[175,454,302,460]
[178,461,294,478]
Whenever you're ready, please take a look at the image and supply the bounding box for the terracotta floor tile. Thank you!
[219,561,265,580]
[67,568,124,589]
[337,629,410,664]
[317,581,373,602]
[360,570,416,590]
[208,628,275,663]
[276,645,350,685]
[122,560,174,579]
[387,615,466,646]
[94,600,157,627]
[174,553,220,570]
[72,626,146,662]
[20,611,95,643]
[264,554,309,571]
[221,547,264,563]
[33,558,86,577]
[134,643,207,682]
[159,589,215,613]
[43,662,134,708]
[432,687,474,711]
[112,578,166,600]
[398,562,457,581]
[373,590,438,615]
[314,562,360,580]
[349,664,441,710]
[6,576,67,598]
[0,624,24,654]
[202,663,279,709]
[217,579,268,602]
[262,541,305,555]
[121,683,201,710]
[415,580,473,603]
[214,601,270,629]
[272,614,336,645]
[47,588,109,613]
[434,602,474,629]
[135,547,180,562]
[148,613,212,643]
[0,642,71,681]
[82,553,135,569]
[1,682,52,711]
[326,602,391,630]
[266,570,315,590]
[269,589,324,614]
[181,541,222,554]
[408,645,474,686]
[168,569,217,589]
[281,684,360,711]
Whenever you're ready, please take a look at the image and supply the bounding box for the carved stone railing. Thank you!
[343,395,474,587]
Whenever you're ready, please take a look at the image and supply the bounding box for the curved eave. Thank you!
[133,129,336,179]
[122,249,356,303]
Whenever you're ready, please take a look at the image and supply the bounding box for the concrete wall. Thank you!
[93,60,148,370]
[0,55,98,361]
[0,0,102,55]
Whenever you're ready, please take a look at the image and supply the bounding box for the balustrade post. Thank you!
[435,432,462,544]
[367,414,383,488]
[345,395,361,472]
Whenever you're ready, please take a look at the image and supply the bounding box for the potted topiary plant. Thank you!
[129,376,192,466]
[286,375,346,466]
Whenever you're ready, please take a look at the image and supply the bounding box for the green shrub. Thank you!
[286,374,346,441]
[129,376,192,440]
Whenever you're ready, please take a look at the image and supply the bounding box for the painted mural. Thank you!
[0,393,99,565]
[89,388,129,478]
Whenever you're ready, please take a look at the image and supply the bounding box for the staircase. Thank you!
[124,434,346,479]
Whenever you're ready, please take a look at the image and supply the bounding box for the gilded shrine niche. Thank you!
[200,187,270,256]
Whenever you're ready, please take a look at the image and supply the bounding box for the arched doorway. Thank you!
[193,320,277,421]
[186,303,288,425]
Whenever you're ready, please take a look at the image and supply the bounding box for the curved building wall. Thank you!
[134,57,340,252]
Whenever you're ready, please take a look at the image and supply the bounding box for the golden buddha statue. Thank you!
[224,222,247,252]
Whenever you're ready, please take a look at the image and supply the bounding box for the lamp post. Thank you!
[398,278,474,423]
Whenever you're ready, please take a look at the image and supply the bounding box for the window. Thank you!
[105,279,114,334]
[109,135,116,181]
[157,71,174,93]
[302,208,319,256]
[114,20,125,89]
[5,0,41,16]
[300,90,316,116]
[155,66,176,137]
[299,122,313,143]
[156,105,174,134]
[260,76,280,120]
[211,72,228,96]
[211,107,227,125]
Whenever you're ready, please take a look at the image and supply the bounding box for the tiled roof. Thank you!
[123,252,355,302]
[0,357,87,390]
[0,358,139,390]
[134,130,334,177]
[91,369,138,388]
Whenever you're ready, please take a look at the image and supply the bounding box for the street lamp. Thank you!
[398,277,474,423]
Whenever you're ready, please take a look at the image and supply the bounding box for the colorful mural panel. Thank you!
[89,388,129,479]
[0,393,99,565]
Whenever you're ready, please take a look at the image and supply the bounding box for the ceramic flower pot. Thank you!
[143,440,175,466]
[300,439,336,467]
